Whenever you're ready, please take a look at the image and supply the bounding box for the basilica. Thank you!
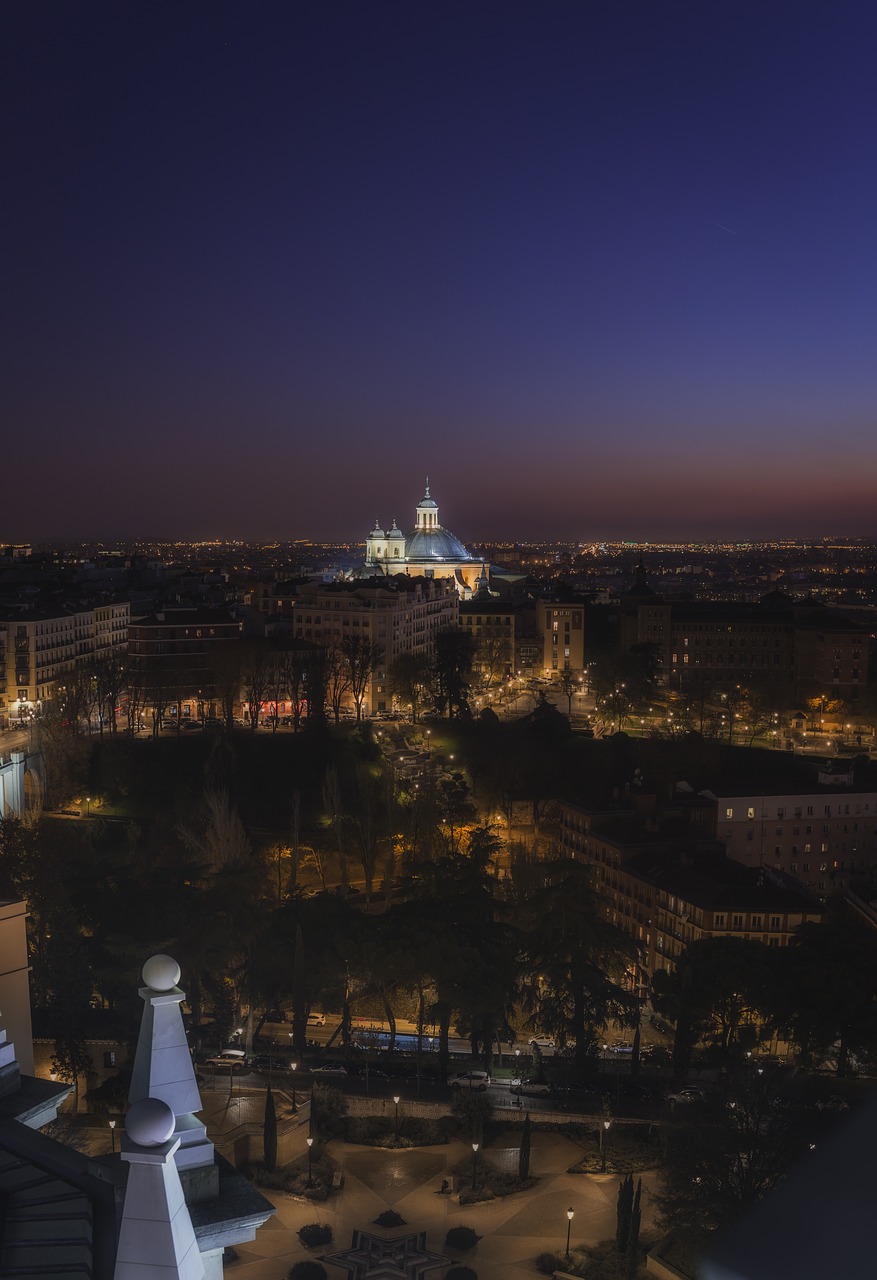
[363,481,487,596]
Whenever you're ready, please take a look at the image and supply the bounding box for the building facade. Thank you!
[292,575,458,715]
[0,601,130,727]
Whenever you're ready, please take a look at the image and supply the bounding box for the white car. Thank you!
[307,1011,327,1026]
[204,1049,249,1070]
[510,1078,554,1097]
[448,1070,491,1091]
[528,1036,556,1050]
[311,1061,347,1077]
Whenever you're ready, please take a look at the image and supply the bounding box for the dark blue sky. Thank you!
[5,2,876,541]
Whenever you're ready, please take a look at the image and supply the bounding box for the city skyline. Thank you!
[6,3,877,541]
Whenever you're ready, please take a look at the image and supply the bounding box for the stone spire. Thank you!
[129,954,215,1175]
[114,1097,204,1280]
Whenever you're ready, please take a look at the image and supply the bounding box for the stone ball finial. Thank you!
[125,1097,176,1147]
[141,954,181,991]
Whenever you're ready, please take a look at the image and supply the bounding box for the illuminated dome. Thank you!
[361,479,485,596]
[405,526,472,562]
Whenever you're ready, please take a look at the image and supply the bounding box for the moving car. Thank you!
[447,1070,491,1091]
[311,1061,348,1077]
[307,1011,327,1026]
[509,1078,555,1098]
[528,1036,556,1050]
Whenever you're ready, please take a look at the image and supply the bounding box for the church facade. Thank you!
[364,481,487,597]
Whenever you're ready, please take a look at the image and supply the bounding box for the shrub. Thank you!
[344,1115,447,1148]
[445,1226,480,1251]
[297,1222,333,1248]
[536,1250,587,1277]
[310,1083,348,1137]
[446,1268,478,1280]
[373,1210,406,1227]
[288,1264,328,1280]
[449,1089,494,1137]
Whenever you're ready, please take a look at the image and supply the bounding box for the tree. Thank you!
[325,646,352,723]
[557,666,580,716]
[387,652,431,722]
[518,858,635,1065]
[341,635,383,722]
[241,640,272,730]
[433,630,476,719]
[518,1111,531,1181]
[652,937,773,1078]
[263,1085,278,1172]
[477,631,513,691]
[657,1075,809,1238]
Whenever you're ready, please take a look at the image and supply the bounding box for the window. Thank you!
[747,806,756,819]
[725,807,734,819]
[770,915,781,930]
[751,915,762,929]
[732,914,744,929]
[714,913,725,927]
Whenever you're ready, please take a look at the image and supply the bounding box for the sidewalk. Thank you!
[222,1123,661,1278]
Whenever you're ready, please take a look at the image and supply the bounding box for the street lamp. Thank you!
[566,1207,574,1260]
[109,1118,116,1153]
[471,1141,479,1192]
[426,730,431,754]
[85,796,91,818]
[290,1061,298,1110]
[601,1119,611,1173]
[393,1095,400,1141]
[306,1136,314,1187]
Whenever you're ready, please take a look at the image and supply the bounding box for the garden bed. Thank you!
[566,1124,662,1175]
[343,1114,448,1147]
[451,1155,537,1204]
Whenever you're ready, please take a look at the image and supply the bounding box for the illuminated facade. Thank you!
[363,481,485,596]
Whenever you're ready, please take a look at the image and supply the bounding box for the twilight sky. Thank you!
[5,2,877,542]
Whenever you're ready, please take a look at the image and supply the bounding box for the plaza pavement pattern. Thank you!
[221,1126,660,1279]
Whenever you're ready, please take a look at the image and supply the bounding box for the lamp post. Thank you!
[290,1061,298,1111]
[471,1141,479,1192]
[306,1136,314,1188]
[601,1119,611,1173]
[109,1118,116,1153]
[566,1207,574,1260]
[393,1095,400,1141]
[85,796,91,818]
[426,730,431,754]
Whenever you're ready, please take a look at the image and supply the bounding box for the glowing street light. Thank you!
[306,1136,314,1187]
[471,1141,479,1192]
[109,1118,116,1153]
[290,1060,298,1110]
[393,1094,400,1140]
[600,1118,611,1172]
[566,1207,574,1260]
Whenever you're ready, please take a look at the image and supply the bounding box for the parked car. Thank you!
[617,1081,654,1101]
[528,1036,556,1050]
[311,1061,348,1078]
[204,1049,249,1070]
[509,1078,555,1098]
[448,1070,491,1091]
[307,1011,327,1026]
[667,1086,705,1106]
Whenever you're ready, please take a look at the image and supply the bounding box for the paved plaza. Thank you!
[222,1122,660,1279]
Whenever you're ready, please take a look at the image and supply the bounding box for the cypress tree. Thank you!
[626,1178,642,1279]
[518,1111,531,1181]
[616,1173,634,1252]
[263,1085,278,1173]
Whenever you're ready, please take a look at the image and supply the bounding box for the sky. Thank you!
[4,2,877,542]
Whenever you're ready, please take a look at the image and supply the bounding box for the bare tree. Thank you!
[478,632,513,692]
[178,788,251,870]
[388,652,430,722]
[325,645,352,723]
[341,635,383,721]
[323,764,349,892]
[241,641,272,731]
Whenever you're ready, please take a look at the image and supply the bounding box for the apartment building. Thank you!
[619,585,869,703]
[557,798,824,985]
[458,598,516,683]
[0,601,130,726]
[695,780,877,900]
[127,608,243,707]
[536,599,585,675]
[291,574,458,715]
